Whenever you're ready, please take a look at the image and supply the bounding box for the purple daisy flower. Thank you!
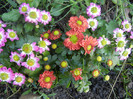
[130,31,133,39]
[0,67,14,83]
[19,3,30,15]
[25,8,41,25]
[19,42,39,56]
[10,52,23,66]
[122,20,131,32]
[38,38,51,53]
[6,29,19,41]
[87,18,98,31]
[113,28,124,38]
[0,20,6,29]
[86,3,101,18]
[13,73,25,86]
[115,37,127,52]
[0,28,7,47]
[21,53,40,71]
[39,10,52,25]
[97,37,111,48]
[119,48,131,60]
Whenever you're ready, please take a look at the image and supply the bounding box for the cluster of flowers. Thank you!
[113,20,132,60]
[0,20,19,53]
[19,3,52,25]
[0,66,25,86]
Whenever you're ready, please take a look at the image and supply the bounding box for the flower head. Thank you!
[97,56,102,62]
[39,10,52,25]
[0,67,14,83]
[60,61,68,68]
[20,42,38,56]
[0,20,6,29]
[130,31,133,39]
[38,38,51,53]
[107,59,113,67]
[115,37,127,52]
[70,68,82,81]
[49,29,62,40]
[119,48,131,60]
[64,29,84,50]
[68,15,88,32]
[113,28,124,38]
[80,35,98,55]
[122,20,131,32]
[10,52,23,66]
[92,69,100,78]
[25,8,41,25]
[87,18,98,31]
[6,29,19,41]
[38,71,56,89]
[105,75,110,81]
[13,73,25,86]
[19,3,30,15]
[86,3,101,18]
[21,53,40,71]
[97,37,110,49]
[0,28,7,47]
[40,30,51,40]
[44,65,51,70]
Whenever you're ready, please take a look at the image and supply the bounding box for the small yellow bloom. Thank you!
[92,69,100,78]
[52,44,57,49]
[105,75,110,81]
[36,25,39,28]
[60,61,68,68]
[27,78,33,83]
[97,56,102,62]
[45,65,51,70]
[43,57,48,61]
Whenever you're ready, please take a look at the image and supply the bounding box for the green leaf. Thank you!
[106,20,118,34]
[97,0,106,5]
[22,89,32,96]
[13,24,23,35]
[55,47,63,53]
[50,5,64,16]
[24,23,34,33]
[16,0,26,4]
[84,0,90,6]
[7,0,17,7]
[29,0,40,8]
[2,9,21,22]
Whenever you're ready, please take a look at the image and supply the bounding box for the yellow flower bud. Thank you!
[44,65,51,70]
[27,78,33,83]
[36,25,39,28]
[97,56,102,62]
[52,44,57,49]
[43,57,48,61]
[105,75,110,81]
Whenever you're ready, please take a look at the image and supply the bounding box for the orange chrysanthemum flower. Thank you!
[80,35,98,55]
[70,68,82,81]
[49,29,62,40]
[107,59,113,67]
[92,69,100,78]
[38,71,56,89]
[63,29,84,50]
[69,15,88,32]
[40,30,51,40]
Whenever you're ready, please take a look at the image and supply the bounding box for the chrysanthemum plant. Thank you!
[0,0,133,96]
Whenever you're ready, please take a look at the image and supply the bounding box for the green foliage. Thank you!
[7,0,17,8]
[24,23,34,33]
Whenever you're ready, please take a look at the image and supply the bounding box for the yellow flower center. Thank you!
[0,24,1,28]
[38,41,46,48]
[45,65,51,70]
[122,51,128,56]
[52,44,57,49]
[125,24,130,29]
[0,34,2,40]
[87,45,92,51]
[74,69,80,76]
[116,33,122,37]
[29,11,37,19]
[101,39,107,46]
[117,41,124,47]
[44,77,51,82]
[9,32,16,38]
[15,76,22,82]
[0,65,3,68]
[70,35,78,44]
[21,6,27,12]
[91,7,98,13]
[61,61,68,68]
[43,33,49,38]
[27,59,35,66]
[0,73,9,80]
[89,21,95,27]
[42,14,48,20]
[53,30,59,36]
[22,43,33,54]
[13,55,20,61]
[93,70,99,77]
[77,20,82,25]
[97,56,102,62]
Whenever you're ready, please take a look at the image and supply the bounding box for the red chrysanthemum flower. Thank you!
[107,59,113,67]
[40,30,51,40]
[80,35,98,55]
[49,29,62,40]
[63,29,84,50]
[69,15,88,32]
[92,69,100,78]
[70,68,82,81]
[38,71,56,89]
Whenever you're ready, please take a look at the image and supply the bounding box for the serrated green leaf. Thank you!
[2,9,21,22]
[22,89,32,96]
[55,47,63,53]
[29,0,40,8]
[7,0,17,7]
[24,23,34,33]
[51,5,64,16]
